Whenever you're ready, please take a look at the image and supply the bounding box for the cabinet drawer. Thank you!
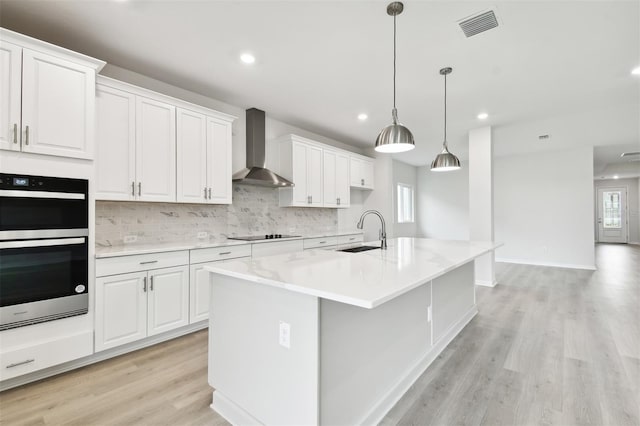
[337,234,364,246]
[0,331,92,381]
[96,250,189,277]
[190,244,251,264]
[303,236,338,250]
[251,239,303,258]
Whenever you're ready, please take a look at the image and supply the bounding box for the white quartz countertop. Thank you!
[94,231,363,258]
[205,237,502,309]
[95,239,250,258]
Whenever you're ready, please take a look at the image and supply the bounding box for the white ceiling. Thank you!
[1,1,639,166]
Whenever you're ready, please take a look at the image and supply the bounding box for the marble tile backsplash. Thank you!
[96,184,338,247]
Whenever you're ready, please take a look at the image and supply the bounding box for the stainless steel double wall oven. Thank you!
[0,173,89,330]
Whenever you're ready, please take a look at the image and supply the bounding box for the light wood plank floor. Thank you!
[1,244,638,426]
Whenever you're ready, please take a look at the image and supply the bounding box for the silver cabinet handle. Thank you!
[131,182,135,196]
[361,178,364,186]
[318,241,326,244]
[219,251,231,255]
[6,359,35,369]
[150,276,154,291]
[13,123,18,144]
[24,125,29,145]
[138,182,141,196]
[139,260,158,265]
[208,188,212,199]
[204,187,208,199]
[337,197,340,205]
[143,276,147,292]
[307,195,311,204]
[349,237,356,241]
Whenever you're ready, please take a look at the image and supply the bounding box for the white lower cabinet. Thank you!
[95,253,189,352]
[189,263,213,323]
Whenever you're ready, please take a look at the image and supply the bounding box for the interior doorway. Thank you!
[596,187,628,243]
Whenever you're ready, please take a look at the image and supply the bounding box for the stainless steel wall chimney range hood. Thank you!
[232,108,294,187]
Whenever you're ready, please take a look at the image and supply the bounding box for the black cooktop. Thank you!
[228,234,301,241]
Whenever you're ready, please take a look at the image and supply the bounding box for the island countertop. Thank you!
[205,237,501,308]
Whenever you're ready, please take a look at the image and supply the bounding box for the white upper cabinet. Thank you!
[0,41,21,152]
[95,84,136,200]
[277,136,324,207]
[335,152,351,207]
[275,134,368,208]
[350,155,375,190]
[177,108,208,203]
[0,29,105,159]
[136,96,176,202]
[206,116,233,204]
[96,76,235,203]
[323,150,350,208]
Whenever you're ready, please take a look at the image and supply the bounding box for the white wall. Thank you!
[494,146,595,269]
[594,177,640,244]
[360,150,394,242]
[392,160,418,237]
[416,162,470,240]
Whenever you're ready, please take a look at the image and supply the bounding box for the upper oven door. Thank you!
[0,174,88,240]
[0,237,89,308]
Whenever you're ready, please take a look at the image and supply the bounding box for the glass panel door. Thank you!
[603,191,622,229]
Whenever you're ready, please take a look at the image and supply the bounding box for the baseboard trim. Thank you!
[496,257,596,271]
[475,279,497,287]
[211,391,264,425]
[0,321,208,392]
[358,305,479,426]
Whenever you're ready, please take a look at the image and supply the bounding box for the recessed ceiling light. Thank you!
[240,53,255,64]
[632,66,640,75]
[358,113,368,121]
[613,175,619,179]
[477,112,489,120]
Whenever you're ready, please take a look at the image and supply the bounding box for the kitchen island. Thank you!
[205,237,500,425]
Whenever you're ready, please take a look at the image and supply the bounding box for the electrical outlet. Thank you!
[279,321,290,349]
[123,235,137,244]
[197,231,208,239]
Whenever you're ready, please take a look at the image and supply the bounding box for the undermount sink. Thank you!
[338,245,381,253]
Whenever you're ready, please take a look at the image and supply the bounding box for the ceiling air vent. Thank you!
[458,10,499,38]
[538,134,551,141]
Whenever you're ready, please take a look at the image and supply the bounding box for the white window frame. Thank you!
[396,183,415,224]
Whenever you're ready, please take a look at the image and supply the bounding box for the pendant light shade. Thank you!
[431,67,461,172]
[375,2,415,154]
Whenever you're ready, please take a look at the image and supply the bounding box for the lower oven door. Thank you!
[0,237,89,330]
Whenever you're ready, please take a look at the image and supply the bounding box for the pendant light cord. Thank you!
[444,72,447,144]
[393,14,397,111]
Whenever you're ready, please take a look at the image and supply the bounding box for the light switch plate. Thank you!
[279,321,290,349]
[197,232,208,239]
[123,235,137,244]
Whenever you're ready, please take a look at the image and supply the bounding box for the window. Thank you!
[603,191,622,228]
[397,183,414,223]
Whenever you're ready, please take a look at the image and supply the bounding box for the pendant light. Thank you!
[431,67,461,171]
[375,2,415,153]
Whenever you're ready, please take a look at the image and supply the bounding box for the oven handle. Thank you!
[0,189,85,200]
[0,238,86,249]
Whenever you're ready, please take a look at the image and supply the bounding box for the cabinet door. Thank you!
[177,108,208,203]
[291,141,309,205]
[0,41,21,152]
[136,96,176,202]
[21,49,95,159]
[189,263,211,323]
[147,265,189,336]
[95,85,136,200]
[95,271,147,352]
[307,145,323,206]
[350,157,362,187]
[335,152,351,208]
[207,116,232,204]
[362,159,374,189]
[323,150,337,207]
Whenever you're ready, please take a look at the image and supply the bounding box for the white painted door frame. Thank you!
[596,186,628,243]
